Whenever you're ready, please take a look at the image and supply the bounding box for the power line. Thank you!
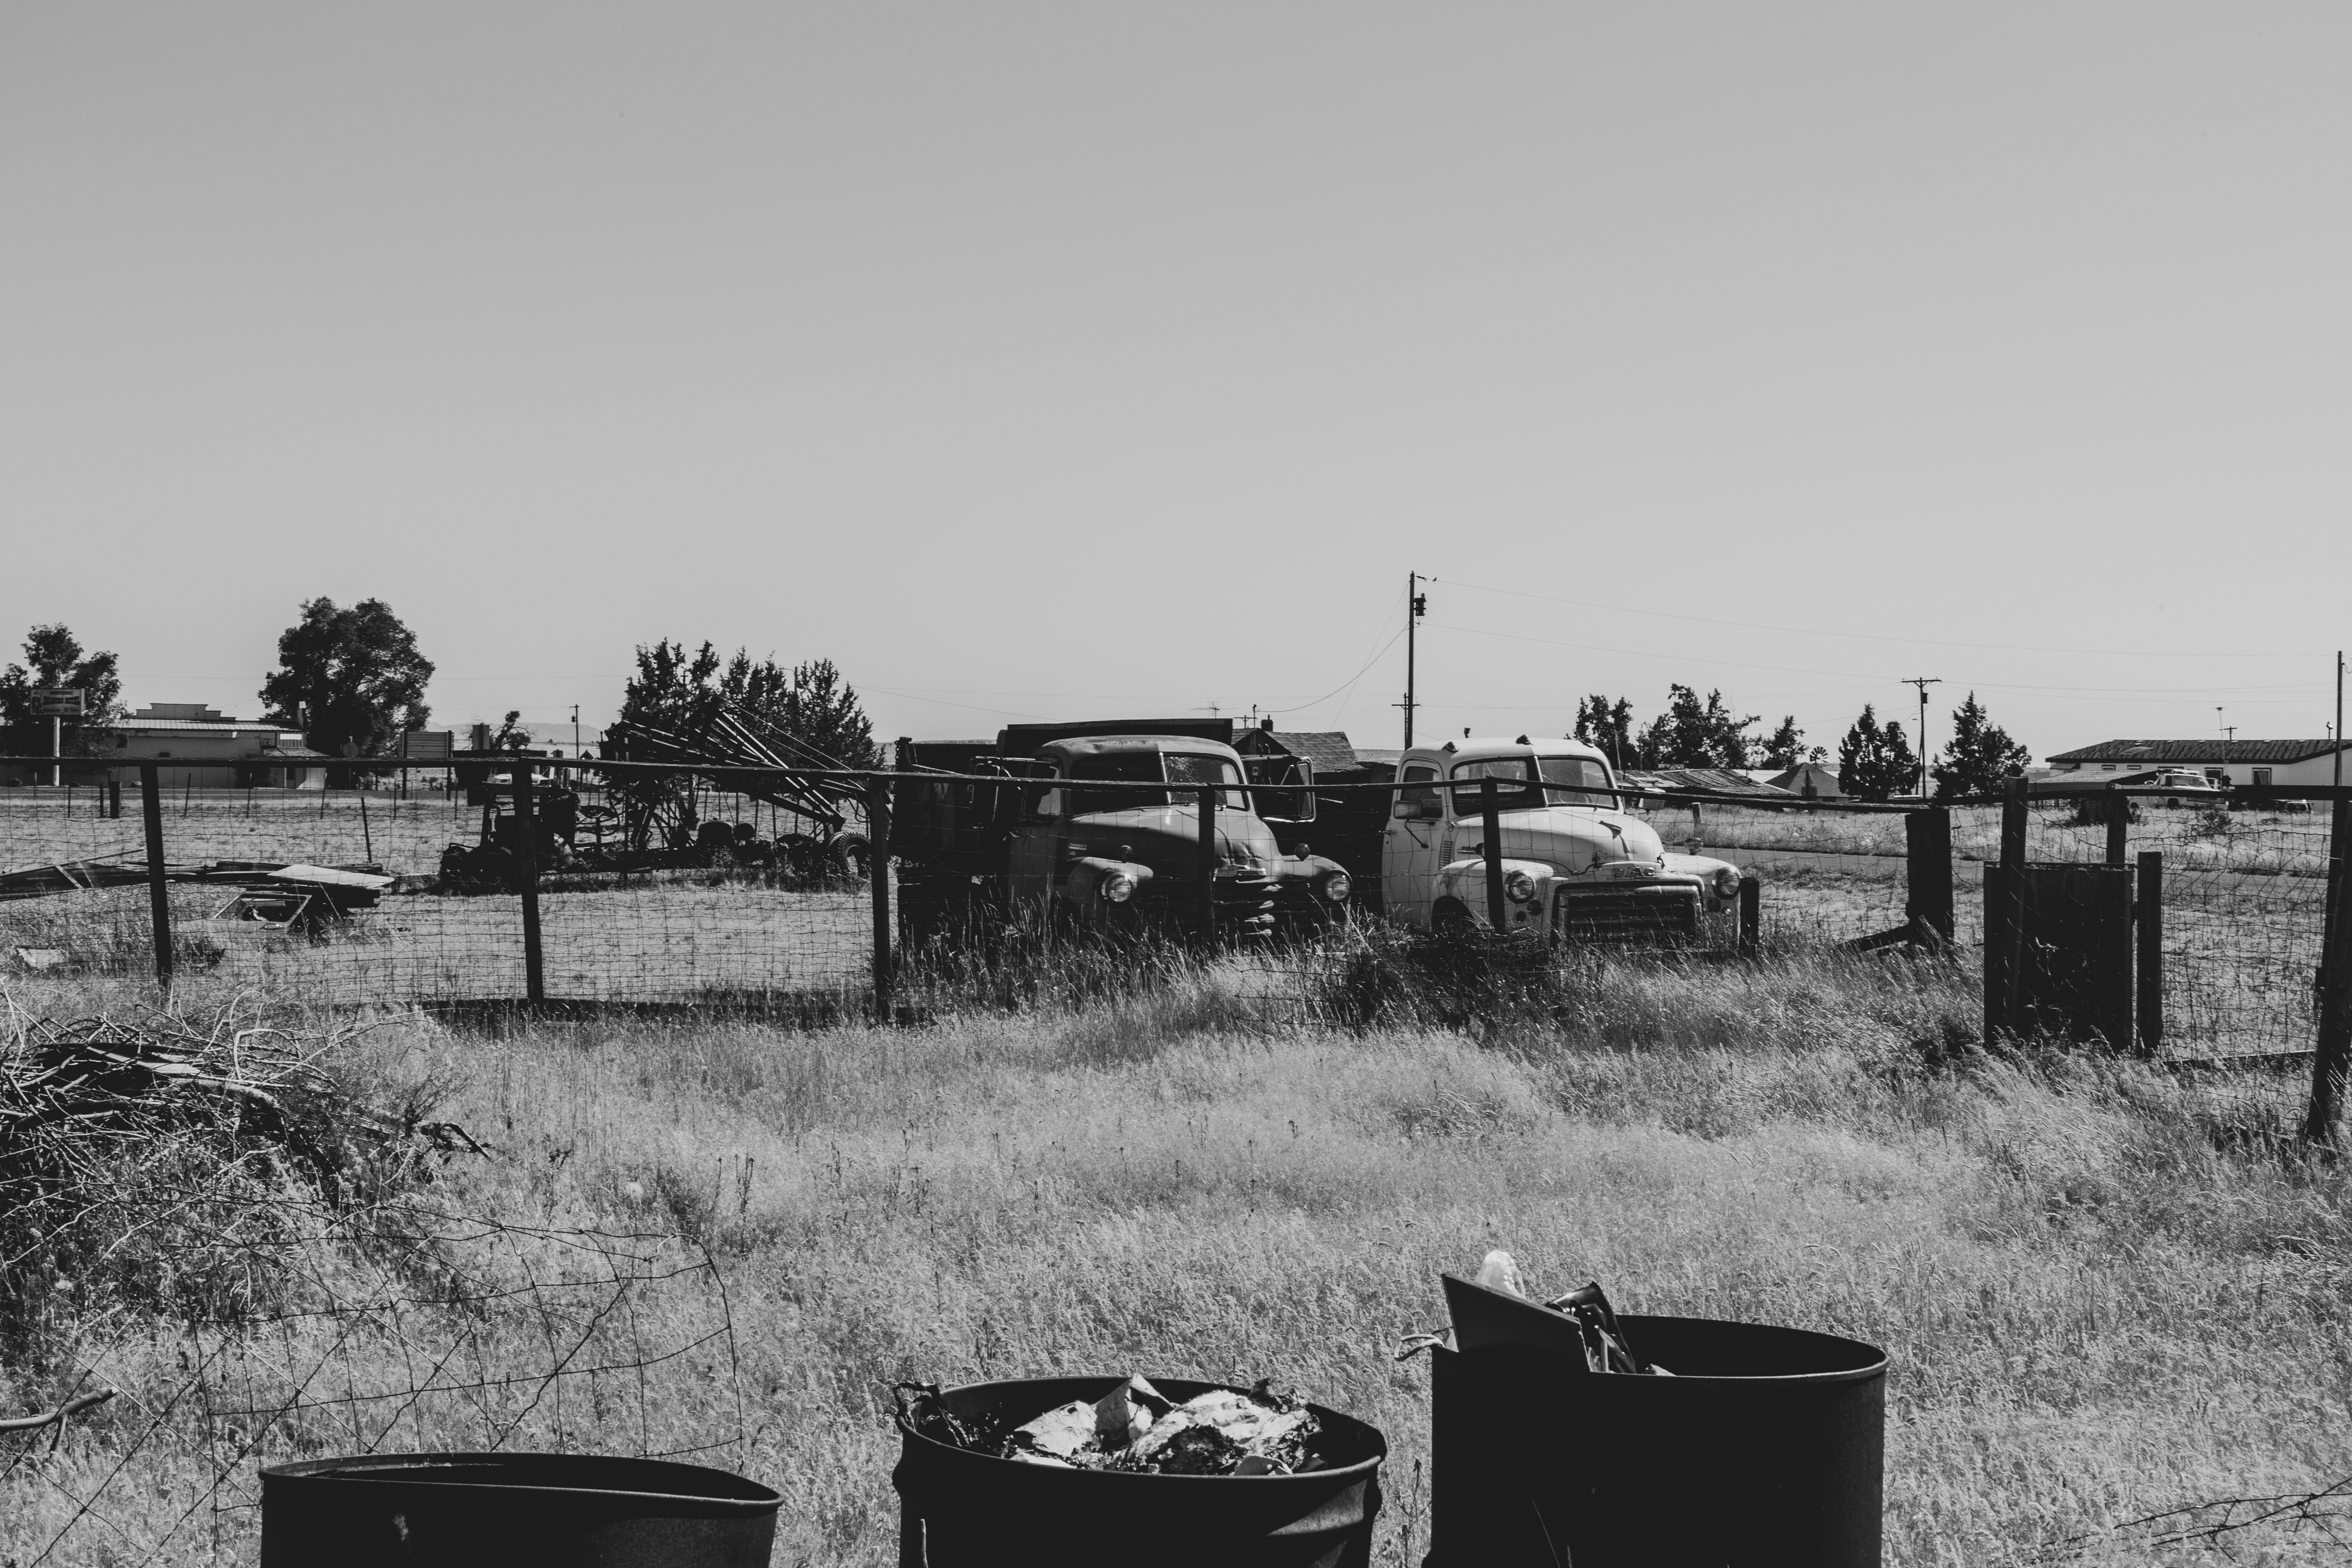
[1431,577,2327,660]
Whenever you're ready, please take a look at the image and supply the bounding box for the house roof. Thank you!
[104,719,286,736]
[1622,767,1793,797]
[1235,730,1361,772]
[1766,761,1843,794]
[2046,738,2350,766]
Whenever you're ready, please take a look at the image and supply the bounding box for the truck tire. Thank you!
[1431,897,1473,936]
[827,832,872,885]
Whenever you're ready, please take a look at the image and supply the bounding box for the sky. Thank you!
[3,3,2346,763]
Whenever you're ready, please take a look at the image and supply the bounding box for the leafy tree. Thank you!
[1759,715,1823,770]
[1634,684,1758,769]
[620,641,875,768]
[1835,705,1922,800]
[489,710,533,751]
[0,624,123,754]
[1930,692,2032,801]
[258,598,434,757]
[1572,694,1634,764]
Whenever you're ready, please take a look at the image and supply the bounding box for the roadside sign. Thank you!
[34,687,83,718]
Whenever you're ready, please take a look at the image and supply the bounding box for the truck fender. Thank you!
[1060,857,1154,909]
[1435,856,1553,905]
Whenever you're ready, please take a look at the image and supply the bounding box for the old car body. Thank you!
[1381,738,1745,940]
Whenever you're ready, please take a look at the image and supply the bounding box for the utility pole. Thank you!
[1400,573,1428,748]
[1901,677,1941,799]
[571,704,580,757]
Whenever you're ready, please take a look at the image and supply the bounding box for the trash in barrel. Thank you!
[1411,1253,1886,1568]
[259,1450,782,1568]
[893,1373,1387,1566]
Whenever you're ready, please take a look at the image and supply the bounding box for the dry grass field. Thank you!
[8,934,2352,1566]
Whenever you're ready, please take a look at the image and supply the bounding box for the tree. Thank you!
[1835,705,1921,800]
[258,598,434,757]
[619,641,876,768]
[1572,694,1634,764]
[1634,684,1758,769]
[1759,716,1815,770]
[488,710,533,751]
[0,624,123,754]
[1931,692,2032,801]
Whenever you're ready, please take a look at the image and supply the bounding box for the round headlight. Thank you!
[1504,869,1538,902]
[1711,866,1743,897]
[1319,870,1352,904]
[1101,871,1136,903]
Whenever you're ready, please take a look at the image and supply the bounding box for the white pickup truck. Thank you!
[1380,736,1746,939]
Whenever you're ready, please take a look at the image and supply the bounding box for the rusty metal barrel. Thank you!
[259,1451,781,1567]
[894,1376,1386,1568]
[1427,1316,1886,1568]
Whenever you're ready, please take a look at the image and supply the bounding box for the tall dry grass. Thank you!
[7,941,2352,1564]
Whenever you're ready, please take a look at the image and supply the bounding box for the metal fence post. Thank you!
[869,775,893,1022]
[1480,777,1506,931]
[514,761,545,1005]
[2136,850,2163,1058]
[138,763,172,993]
[1197,784,1218,944]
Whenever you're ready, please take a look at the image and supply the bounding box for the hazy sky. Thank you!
[4,3,2345,761]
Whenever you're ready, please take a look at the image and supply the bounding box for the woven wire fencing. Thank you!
[2007,796,2334,1059]
[0,770,877,1012]
[1,764,2340,1064]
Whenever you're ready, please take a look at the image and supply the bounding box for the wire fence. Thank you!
[0,761,2342,1064]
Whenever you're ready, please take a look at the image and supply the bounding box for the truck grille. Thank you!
[1555,884,1701,942]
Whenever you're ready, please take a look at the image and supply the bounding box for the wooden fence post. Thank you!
[1738,874,1761,957]
[868,776,893,1022]
[2136,850,2163,1058]
[1985,778,2029,1042]
[2106,794,2129,866]
[1197,784,1218,944]
[1906,806,1954,942]
[2321,794,2349,1007]
[138,764,172,993]
[2308,799,2352,1141]
[514,762,545,1005]
[1481,777,1506,931]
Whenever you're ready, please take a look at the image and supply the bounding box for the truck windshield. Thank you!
[1449,755,1617,814]
[1065,751,1246,813]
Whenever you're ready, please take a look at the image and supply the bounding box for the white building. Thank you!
[96,705,325,790]
[2043,739,2352,790]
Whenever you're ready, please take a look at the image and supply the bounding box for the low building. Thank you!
[1766,761,1843,799]
[91,705,322,790]
[2043,739,2352,791]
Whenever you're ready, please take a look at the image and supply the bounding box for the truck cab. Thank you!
[1382,738,1745,939]
[1011,735,1351,936]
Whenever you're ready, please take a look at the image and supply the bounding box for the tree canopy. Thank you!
[1836,705,1920,800]
[1930,692,2032,800]
[1759,715,1824,770]
[0,624,123,753]
[258,598,434,757]
[1571,694,1634,764]
[1634,684,1758,769]
[619,641,875,769]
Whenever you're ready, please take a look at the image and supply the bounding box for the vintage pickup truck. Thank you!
[1375,736,1746,939]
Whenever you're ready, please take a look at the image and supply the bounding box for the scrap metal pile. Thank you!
[895,1376,1332,1476]
[1398,1250,1673,1376]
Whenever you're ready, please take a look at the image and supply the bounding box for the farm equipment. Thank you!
[890,720,1353,946]
[0,854,393,935]
[433,708,874,894]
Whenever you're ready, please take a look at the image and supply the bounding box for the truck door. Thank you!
[1382,763,1441,926]
[1005,776,1063,911]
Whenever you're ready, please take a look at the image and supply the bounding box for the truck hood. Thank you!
[1064,806,1283,876]
[1478,807,1668,875]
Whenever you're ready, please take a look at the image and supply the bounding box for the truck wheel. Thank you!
[1431,898,1473,936]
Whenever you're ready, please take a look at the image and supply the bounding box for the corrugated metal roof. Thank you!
[2046,738,2349,765]
[1236,730,1360,772]
[103,720,287,735]
[1623,767,1793,796]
